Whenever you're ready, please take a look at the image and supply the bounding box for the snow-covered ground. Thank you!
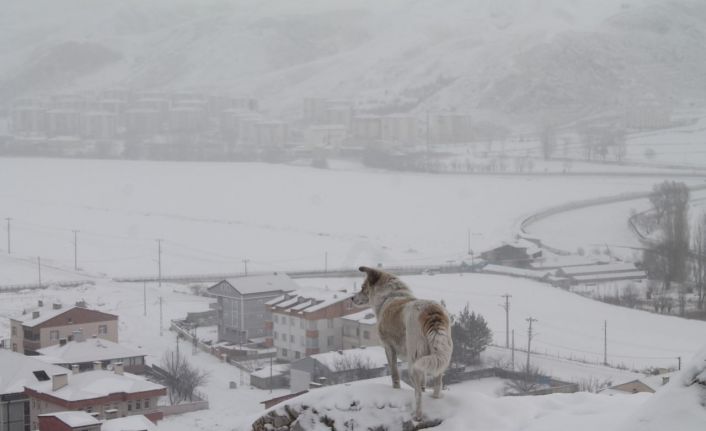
[1,157,693,283]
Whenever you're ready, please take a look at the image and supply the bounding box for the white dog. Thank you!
[352,266,453,421]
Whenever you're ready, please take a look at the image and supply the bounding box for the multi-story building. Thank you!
[266,287,356,361]
[24,364,166,430]
[36,336,146,374]
[0,350,68,431]
[339,309,379,350]
[10,302,118,355]
[207,274,299,345]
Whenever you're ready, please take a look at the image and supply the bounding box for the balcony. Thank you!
[305,330,319,338]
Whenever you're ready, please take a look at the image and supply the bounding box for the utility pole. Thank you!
[156,239,162,288]
[37,257,42,287]
[603,320,608,366]
[511,329,515,370]
[5,217,11,255]
[143,282,147,317]
[242,258,249,276]
[72,230,79,271]
[467,228,471,255]
[501,294,512,348]
[269,354,273,394]
[324,251,328,275]
[678,356,682,371]
[526,317,538,371]
[176,332,180,357]
[159,296,163,336]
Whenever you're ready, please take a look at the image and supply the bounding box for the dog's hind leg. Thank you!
[431,374,443,399]
[384,345,400,389]
[411,368,424,421]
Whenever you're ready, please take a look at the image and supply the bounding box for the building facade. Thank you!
[267,288,357,361]
[339,309,379,350]
[10,303,118,355]
[207,274,299,345]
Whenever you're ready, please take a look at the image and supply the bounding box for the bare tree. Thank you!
[161,350,210,405]
[331,355,380,383]
[692,212,706,310]
[504,364,545,395]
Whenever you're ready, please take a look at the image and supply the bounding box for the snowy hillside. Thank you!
[2,0,706,123]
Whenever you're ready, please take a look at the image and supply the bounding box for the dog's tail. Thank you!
[413,303,453,376]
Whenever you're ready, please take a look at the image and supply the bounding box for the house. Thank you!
[0,350,68,431]
[10,302,118,354]
[266,287,357,361]
[249,363,291,390]
[601,373,674,395]
[38,412,156,431]
[24,364,166,430]
[289,346,392,392]
[36,336,147,374]
[339,309,379,350]
[207,273,299,345]
[480,242,542,268]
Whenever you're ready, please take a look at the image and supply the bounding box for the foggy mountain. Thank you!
[2,0,706,126]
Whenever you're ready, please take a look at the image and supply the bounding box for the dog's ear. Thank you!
[359,266,382,286]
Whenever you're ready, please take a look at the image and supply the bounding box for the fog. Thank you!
[2,2,706,431]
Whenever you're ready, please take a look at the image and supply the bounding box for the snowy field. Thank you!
[300,274,706,371]
[0,157,694,283]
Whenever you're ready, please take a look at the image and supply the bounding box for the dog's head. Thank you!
[352,266,384,306]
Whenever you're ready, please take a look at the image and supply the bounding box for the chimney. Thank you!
[93,361,102,371]
[114,362,124,376]
[52,302,62,310]
[71,364,80,374]
[38,300,44,307]
[52,373,68,391]
[32,311,40,319]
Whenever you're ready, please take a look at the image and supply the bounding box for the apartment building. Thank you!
[207,273,298,345]
[10,302,118,355]
[339,309,379,350]
[266,287,356,361]
[24,364,166,430]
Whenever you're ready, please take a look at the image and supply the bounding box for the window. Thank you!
[127,401,132,411]
[11,326,16,336]
[356,327,360,336]
[98,325,108,335]
[363,331,370,340]
[289,317,295,325]
[282,348,288,357]
[327,319,334,329]
[136,400,141,410]
[327,336,334,347]
[300,319,305,329]
[144,398,150,409]
[281,333,286,341]
[295,351,301,359]
[273,331,278,339]
[49,330,59,340]
[289,335,294,343]
[12,343,17,352]
[273,315,278,324]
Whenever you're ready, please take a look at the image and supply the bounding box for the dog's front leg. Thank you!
[412,368,424,421]
[384,345,400,389]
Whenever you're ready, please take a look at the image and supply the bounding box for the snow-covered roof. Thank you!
[529,254,607,270]
[0,350,68,395]
[340,309,377,325]
[210,273,299,296]
[251,363,291,379]
[102,415,156,431]
[559,263,638,276]
[482,264,550,280]
[40,411,100,427]
[268,287,353,314]
[572,271,646,282]
[25,369,165,401]
[36,338,145,364]
[14,305,116,327]
[311,346,390,371]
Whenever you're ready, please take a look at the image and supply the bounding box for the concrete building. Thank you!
[289,346,391,392]
[207,274,299,345]
[267,287,356,361]
[339,309,379,350]
[36,337,146,375]
[24,365,166,430]
[10,302,118,355]
[0,350,67,431]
